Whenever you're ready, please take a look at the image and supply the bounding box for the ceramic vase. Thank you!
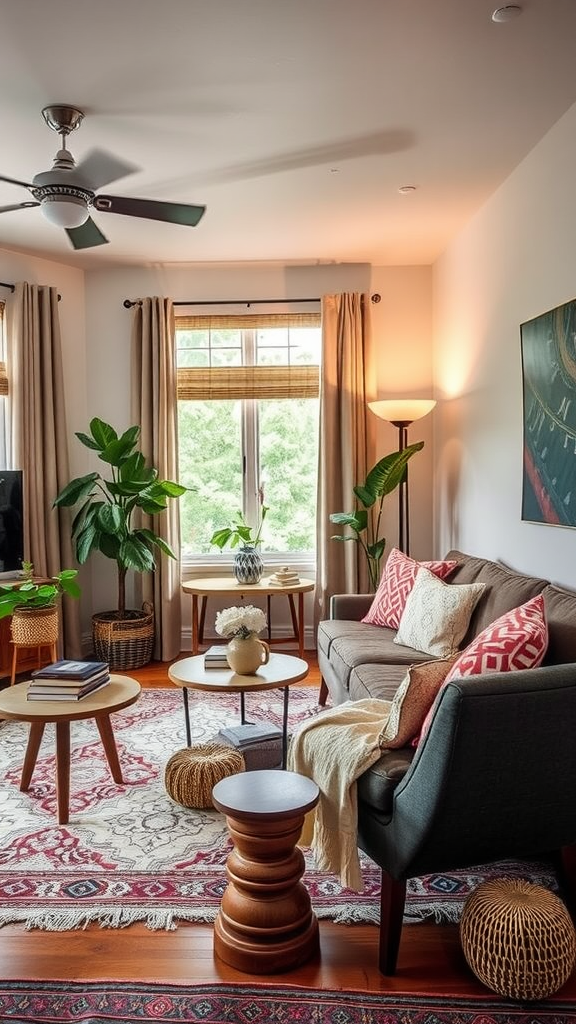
[233,544,263,584]
[226,634,270,675]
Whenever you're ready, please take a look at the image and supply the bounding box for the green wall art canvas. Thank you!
[521,297,576,528]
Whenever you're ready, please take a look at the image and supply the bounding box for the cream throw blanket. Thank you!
[288,698,392,892]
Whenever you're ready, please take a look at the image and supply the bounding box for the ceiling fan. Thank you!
[0,105,206,250]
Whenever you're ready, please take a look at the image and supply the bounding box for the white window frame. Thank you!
[176,308,320,578]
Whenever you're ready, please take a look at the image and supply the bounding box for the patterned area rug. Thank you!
[0,980,575,1023]
[0,687,559,930]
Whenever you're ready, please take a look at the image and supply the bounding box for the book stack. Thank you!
[27,660,111,701]
[203,645,230,669]
[268,567,300,587]
[218,722,283,747]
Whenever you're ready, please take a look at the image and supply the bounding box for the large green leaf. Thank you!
[53,473,99,508]
[120,536,155,572]
[89,418,119,450]
[98,503,125,535]
[364,442,424,499]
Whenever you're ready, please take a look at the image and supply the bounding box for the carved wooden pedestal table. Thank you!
[212,768,320,974]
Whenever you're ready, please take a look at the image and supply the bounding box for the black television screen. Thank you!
[0,470,24,572]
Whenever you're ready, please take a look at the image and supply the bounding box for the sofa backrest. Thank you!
[444,549,576,665]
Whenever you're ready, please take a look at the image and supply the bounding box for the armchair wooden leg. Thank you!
[378,870,406,975]
[318,678,328,706]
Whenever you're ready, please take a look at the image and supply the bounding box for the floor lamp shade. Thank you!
[368,398,436,556]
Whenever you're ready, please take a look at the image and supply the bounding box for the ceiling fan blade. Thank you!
[0,172,34,190]
[93,194,205,226]
[65,217,109,250]
[0,201,39,214]
[74,149,139,191]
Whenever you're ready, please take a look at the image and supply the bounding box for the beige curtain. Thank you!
[131,297,181,661]
[8,282,82,657]
[315,293,376,624]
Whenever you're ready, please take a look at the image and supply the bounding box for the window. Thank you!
[176,312,321,564]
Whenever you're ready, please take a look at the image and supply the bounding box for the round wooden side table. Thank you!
[212,768,320,974]
[0,675,141,824]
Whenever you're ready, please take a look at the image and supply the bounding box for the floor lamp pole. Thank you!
[393,420,412,556]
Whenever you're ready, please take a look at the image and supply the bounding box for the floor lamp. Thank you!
[368,399,436,557]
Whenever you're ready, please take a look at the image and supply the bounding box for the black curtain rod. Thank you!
[123,293,381,309]
[123,297,321,309]
[0,281,61,300]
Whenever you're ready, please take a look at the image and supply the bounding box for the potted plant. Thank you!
[210,503,269,584]
[330,443,424,591]
[0,566,80,648]
[54,417,187,670]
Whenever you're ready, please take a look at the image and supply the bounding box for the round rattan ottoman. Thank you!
[165,743,245,809]
[460,878,576,1000]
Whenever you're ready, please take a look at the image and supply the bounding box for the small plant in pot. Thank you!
[54,418,187,670]
[210,504,269,584]
[0,566,80,648]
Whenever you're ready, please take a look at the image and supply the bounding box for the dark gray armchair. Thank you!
[355,663,576,975]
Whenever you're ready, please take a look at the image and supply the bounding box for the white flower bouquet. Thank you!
[215,604,267,640]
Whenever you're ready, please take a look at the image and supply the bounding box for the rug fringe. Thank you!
[0,907,219,932]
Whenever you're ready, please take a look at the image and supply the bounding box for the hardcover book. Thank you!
[26,677,111,701]
[219,722,283,747]
[31,660,109,680]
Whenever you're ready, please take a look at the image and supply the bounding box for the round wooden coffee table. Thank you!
[212,768,320,973]
[168,653,309,769]
[0,675,140,824]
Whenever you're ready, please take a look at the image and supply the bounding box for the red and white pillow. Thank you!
[362,548,458,629]
[414,594,548,746]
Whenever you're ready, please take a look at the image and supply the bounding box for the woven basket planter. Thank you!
[92,606,155,671]
[165,743,245,808]
[460,878,576,1000]
[10,605,59,646]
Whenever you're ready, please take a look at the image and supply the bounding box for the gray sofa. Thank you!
[317,549,576,974]
[318,548,576,708]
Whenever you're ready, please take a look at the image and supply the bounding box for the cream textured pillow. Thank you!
[379,657,458,749]
[393,566,485,657]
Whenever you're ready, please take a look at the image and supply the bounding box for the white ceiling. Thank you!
[1,0,576,271]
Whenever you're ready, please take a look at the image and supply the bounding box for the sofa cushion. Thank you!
[394,567,485,657]
[317,618,378,660]
[459,558,549,647]
[356,747,415,816]
[348,661,415,703]
[379,657,458,748]
[415,595,549,746]
[362,548,459,629]
[330,630,432,692]
[541,583,576,665]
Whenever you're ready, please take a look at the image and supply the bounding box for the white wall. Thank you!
[369,265,434,562]
[433,100,576,588]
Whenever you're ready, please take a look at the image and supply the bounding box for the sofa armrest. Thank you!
[329,593,374,620]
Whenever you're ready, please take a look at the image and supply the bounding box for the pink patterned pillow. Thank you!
[414,594,548,746]
[362,548,458,629]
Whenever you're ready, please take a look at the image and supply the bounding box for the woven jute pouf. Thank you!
[165,743,245,809]
[460,877,576,1000]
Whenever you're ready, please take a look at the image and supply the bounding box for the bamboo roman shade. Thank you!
[0,302,6,396]
[176,312,320,401]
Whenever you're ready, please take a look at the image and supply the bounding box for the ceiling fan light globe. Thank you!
[40,195,89,228]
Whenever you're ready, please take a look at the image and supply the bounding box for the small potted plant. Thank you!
[210,502,269,585]
[0,565,80,648]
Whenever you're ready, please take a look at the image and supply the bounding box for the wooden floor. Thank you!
[2,650,576,999]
